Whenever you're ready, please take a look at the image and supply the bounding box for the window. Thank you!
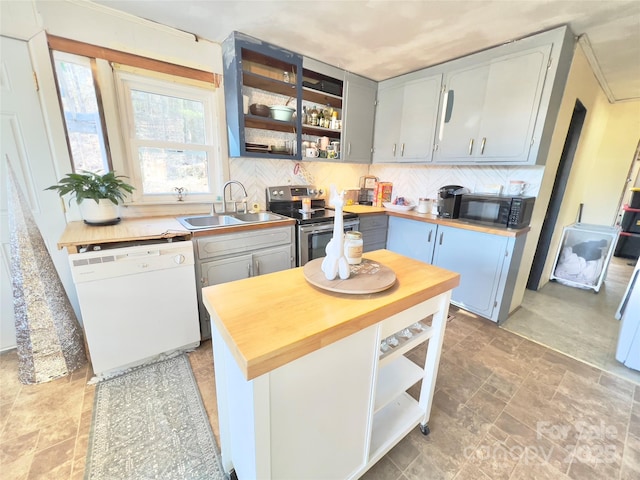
[115,70,218,201]
[53,52,110,173]
[50,41,222,204]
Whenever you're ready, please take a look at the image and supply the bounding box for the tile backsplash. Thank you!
[229,158,544,209]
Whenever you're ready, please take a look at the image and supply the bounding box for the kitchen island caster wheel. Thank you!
[419,423,430,436]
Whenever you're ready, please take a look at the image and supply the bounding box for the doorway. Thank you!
[527,99,587,290]
[613,139,640,224]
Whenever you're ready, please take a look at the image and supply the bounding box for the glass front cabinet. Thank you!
[222,31,303,159]
[222,32,375,163]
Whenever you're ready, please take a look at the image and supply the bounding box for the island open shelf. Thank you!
[203,249,459,479]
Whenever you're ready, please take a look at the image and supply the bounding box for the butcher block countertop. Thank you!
[341,205,387,215]
[202,249,460,381]
[386,210,530,237]
[57,215,296,251]
[57,216,191,252]
[340,204,530,238]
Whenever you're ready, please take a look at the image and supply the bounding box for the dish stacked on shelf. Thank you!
[249,103,270,117]
[245,142,270,153]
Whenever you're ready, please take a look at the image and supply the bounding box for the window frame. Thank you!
[48,35,225,207]
[114,68,221,203]
[51,51,113,174]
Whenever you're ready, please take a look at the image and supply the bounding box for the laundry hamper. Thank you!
[550,223,621,293]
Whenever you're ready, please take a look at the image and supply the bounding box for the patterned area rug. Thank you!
[86,355,225,480]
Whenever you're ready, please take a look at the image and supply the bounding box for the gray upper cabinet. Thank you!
[341,72,376,163]
[222,27,573,166]
[373,74,442,163]
[434,44,553,164]
[222,31,302,159]
[302,57,375,164]
[372,83,403,162]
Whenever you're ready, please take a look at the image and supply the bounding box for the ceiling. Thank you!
[96,0,640,103]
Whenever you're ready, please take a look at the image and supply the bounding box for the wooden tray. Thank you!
[303,257,396,294]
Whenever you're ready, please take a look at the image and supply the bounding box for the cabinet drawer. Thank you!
[359,215,388,231]
[197,226,293,260]
[363,229,387,246]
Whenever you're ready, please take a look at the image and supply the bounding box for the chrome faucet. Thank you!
[219,180,248,214]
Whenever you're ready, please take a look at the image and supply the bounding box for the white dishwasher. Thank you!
[69,239,200,378]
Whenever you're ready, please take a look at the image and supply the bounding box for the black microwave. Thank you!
[458,194,535,229]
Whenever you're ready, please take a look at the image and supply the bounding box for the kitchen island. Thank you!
[202,249,460,479]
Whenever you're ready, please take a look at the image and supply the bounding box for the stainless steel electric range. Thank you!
[266,185,359,266]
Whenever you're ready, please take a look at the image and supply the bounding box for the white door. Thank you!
[0,36,76,351]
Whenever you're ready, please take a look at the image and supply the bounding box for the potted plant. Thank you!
[46,171,134,225]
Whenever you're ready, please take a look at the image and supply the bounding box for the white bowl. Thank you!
[269,106,295,122]
[383,202,416,212]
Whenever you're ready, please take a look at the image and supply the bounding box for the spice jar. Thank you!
[309,105,319,126]
[344,231,363,265]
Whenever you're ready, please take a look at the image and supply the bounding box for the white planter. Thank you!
[78,199,120,225]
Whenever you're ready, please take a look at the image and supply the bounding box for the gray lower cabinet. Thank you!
[386,216,525,323]
[194,226,295,338]
[431,225,511,320]
[386,216,436,264]
[359,214,388,252]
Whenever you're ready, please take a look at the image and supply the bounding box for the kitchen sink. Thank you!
[232,212,284,222]
[177,215,244,229]
[177,212,288,230]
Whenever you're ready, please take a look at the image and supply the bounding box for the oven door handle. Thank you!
[299,224,334,235]
[299,219,359,232]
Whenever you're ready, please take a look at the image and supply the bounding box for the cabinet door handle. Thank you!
[255,260,260,276]
[392,143,396,156]
[437,89,453,142]
[247,263,251,277]
[480,137,486,155]
[348,143,352,156]
[444,89,454,123]
[468,138,474,155]
[439,232,443,245]
[401,143,405,156]
[428,230,432,243]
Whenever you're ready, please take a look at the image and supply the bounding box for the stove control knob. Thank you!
[278,190,284,196]
[309,189,315,194]
[318,189,324,195]
[272,190,279,196]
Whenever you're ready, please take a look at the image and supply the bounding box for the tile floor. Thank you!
[1,260,639,479]
[501,256,640,384]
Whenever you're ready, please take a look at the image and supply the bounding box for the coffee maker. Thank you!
[437,185,468,218]
[358,175,378,205]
